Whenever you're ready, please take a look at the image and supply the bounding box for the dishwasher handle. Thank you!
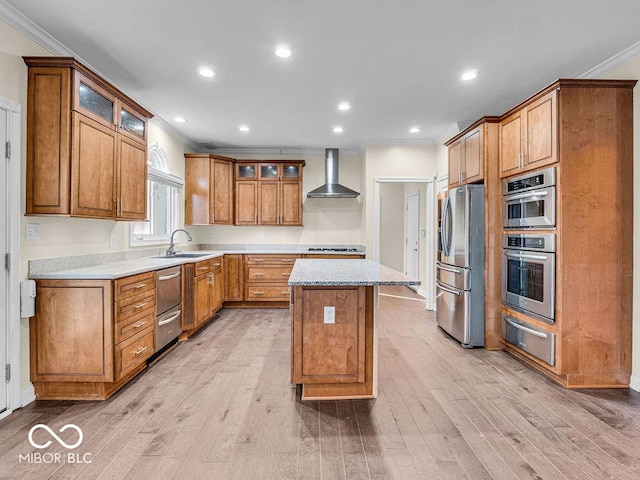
[158,311,181,326]
[158,272,181,281]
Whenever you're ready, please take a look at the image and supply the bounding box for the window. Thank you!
[130,143,184,246]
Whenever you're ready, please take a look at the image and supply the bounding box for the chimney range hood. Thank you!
[307,148,360,198]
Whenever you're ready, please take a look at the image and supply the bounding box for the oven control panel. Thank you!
[502,233,556,252]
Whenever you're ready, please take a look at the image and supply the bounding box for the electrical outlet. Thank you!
[259,233,267,242]
[109,234,116,248]
[324,306,336,324]
[25,223,40,241]
[209,233,215,242]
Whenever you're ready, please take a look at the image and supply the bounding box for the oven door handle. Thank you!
[436,280,462,296]
[504,190,549,202]
[158,311,181,326]
[504,316,548,339]
[504,252,549,261]
[436,264,462,274]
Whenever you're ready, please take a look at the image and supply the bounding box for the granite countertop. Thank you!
[29,245,366,280]
[288,259,420,287]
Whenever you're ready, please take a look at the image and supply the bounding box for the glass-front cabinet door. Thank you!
[74,73,116,130]
[118,103,147,145]
[259,163,280,180]
[236,163,257,180]
[281,163,301,179]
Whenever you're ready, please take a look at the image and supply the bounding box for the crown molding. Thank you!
[0,0,76,57]
[150,117,200,152]
[210,147,361,156]
[359,138,437,149]
[580,39,640,79]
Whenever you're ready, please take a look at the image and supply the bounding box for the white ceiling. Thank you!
[3,0,640,151]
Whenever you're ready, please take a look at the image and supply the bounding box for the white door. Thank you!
[405,192,420,284]
[0,106,8,414]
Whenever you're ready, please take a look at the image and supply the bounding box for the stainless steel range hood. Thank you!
[307,148,360,198]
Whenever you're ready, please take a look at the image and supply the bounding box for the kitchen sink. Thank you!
[154,253,211,259]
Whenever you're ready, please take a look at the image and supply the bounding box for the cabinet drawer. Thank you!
[115,290,156,322]
[115,325,155,380]
[115,271,155,301]
[194,259,213,276]
[246,285,291,301]
[115,311,154,345]
[211,257,224,273]
[246,254,299,265]
[247,266,293,282]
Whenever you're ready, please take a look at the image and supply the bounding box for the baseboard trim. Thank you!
[630,375,640,393]
[20,384,35,407]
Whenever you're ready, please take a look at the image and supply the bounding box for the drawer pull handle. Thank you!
[133,321,148,328]
[281,273,290,277]
[281,291,290,295]
[254,273,265,277]
[254,292,264,295]
[253,259,264,263]
[158,272,180,281]
[133,346,148,356]
[132,283,148,289]
[281,260,293,263]
[198,266,209,271]
[134,302,150,309]
[213,262,221,267]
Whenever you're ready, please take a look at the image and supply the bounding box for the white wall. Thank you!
[604,57,640,390]
[379,183,405,272]
[362,145,438,257]
[191,151,364,246]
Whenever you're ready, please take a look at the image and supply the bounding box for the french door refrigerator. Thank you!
[436,184,484,347]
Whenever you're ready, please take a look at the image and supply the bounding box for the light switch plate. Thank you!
[324,306,335,324]
[209,233,215,241]
[109,234,116,248]
[26,223,40,241]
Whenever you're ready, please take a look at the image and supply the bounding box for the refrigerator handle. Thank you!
[443,196,452,257]
[436,280,462,296]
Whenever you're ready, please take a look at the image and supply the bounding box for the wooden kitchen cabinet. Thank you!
[244,254,298,303]
[235,160,305,226]
[446,123,487,187]
[495,79,636,388]
[24,57,152,220]
[224,254,244,301]
[30,271,156,400]
[184,154,235,225]
[182,257,224,338]
[499,89,557,177]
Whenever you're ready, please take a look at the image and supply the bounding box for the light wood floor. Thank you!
[1,286,640,480]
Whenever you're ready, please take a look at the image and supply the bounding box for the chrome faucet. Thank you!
[166,229,192,256]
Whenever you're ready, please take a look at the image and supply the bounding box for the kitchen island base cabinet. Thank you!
[291,286,375,400]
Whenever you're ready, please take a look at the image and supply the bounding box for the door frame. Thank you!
[404,191,420,291]
[373,177,436,310]
[0,97,21,420]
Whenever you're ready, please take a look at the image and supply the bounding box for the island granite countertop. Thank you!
[288,259,420,287]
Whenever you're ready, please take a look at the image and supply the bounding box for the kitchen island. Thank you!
[288,259,419,400]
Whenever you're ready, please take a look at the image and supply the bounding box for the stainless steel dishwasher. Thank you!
[156,265,183,350]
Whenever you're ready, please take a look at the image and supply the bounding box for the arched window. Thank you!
[130,142,184,246]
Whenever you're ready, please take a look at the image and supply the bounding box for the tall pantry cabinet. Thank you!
[24,57,153,220]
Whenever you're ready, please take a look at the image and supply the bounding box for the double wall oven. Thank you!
[500,167,557,366]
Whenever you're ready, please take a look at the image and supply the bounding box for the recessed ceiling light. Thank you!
[198,66,215,78]
[275,45,292,58]
[239,124,250,132]
[174,116,187,123]
[461,69,478,81]
[338,102,351,111]
[409,127,421,134]
[333,126,344,133]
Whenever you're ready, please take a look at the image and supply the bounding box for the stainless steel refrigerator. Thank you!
[436,184,484,347]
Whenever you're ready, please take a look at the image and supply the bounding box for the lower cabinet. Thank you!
[183,257,224,337]
[224,254,244,301]
[244,254,298,304]
[30,271,157,400]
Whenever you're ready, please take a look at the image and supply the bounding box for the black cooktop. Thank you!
[308,248,359,252]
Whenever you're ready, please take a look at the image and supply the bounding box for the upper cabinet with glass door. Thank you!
[258,163,302,180]
[74,71,147,146]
